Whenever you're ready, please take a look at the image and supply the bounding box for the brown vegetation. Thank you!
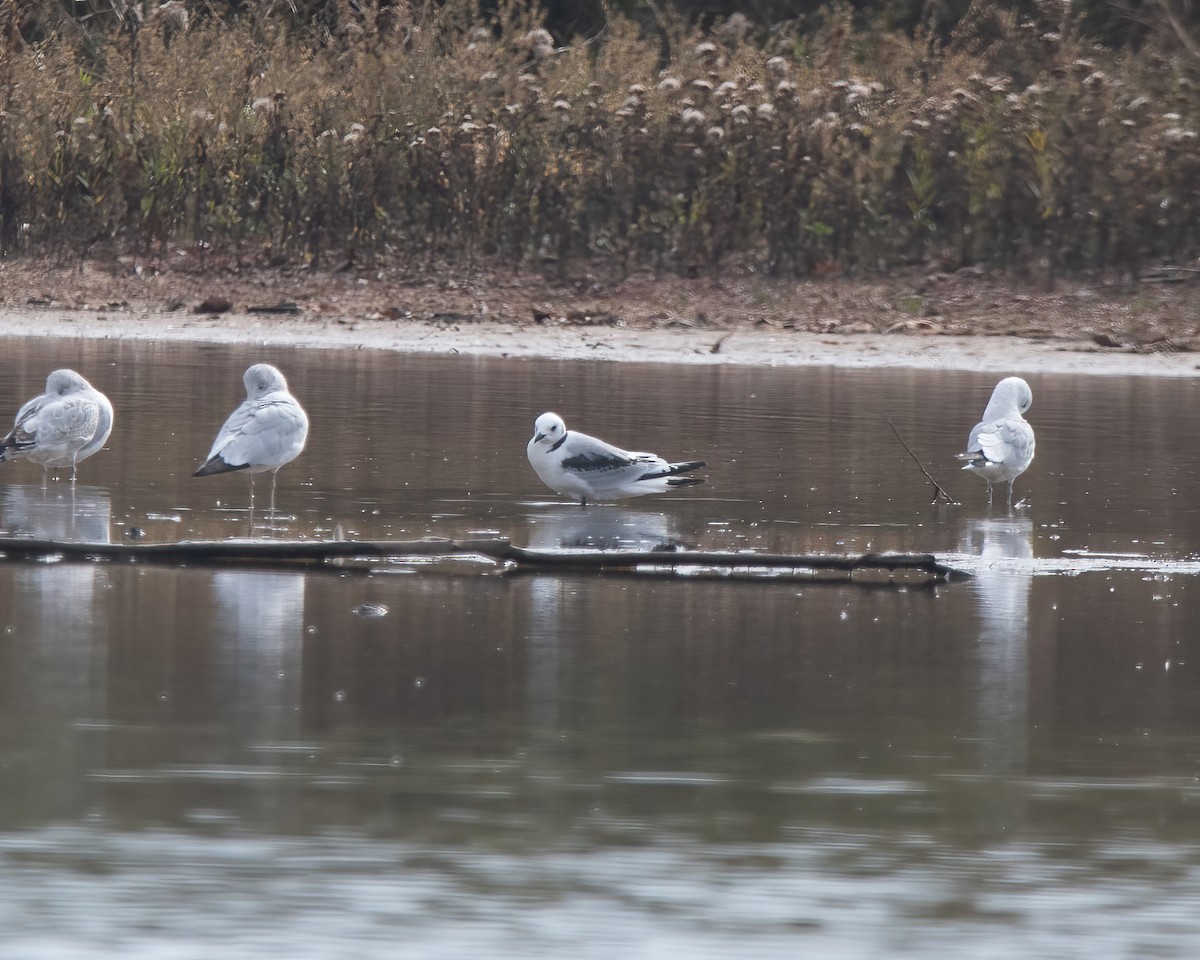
[0,0,1197,284]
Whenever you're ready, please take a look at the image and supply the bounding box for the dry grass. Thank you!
[1,0,1197,278]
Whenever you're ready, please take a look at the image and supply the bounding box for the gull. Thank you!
[527,411,705,507]
[956,376,1035,509]
[194,363,309,515]
[0,369,114,483]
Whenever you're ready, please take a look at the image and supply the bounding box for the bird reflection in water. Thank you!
[0,484,111,543]
[1,485,112,802]
[524,506,690,552]
[961,516,1034,780]
[211,570,306,746]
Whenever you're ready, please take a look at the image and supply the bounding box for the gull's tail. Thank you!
[956,450,985,470]
[639,459,706,487]
[641,459,705,480]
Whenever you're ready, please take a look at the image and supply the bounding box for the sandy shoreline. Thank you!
[4,256,1200,375]
[2,305,1199,378]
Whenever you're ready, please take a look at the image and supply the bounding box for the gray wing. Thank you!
[5,392,49,441]
[968,418,1034,465]
[561,448,636,473]
[20,395,99,448]
[207,396,308,468]
[2,397,40,452]
[560,433,667,485]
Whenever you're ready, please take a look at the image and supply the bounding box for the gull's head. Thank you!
[46,369,90,396]
[244,363,288,399]
[532,412,566,445]
[995,376,1033,414]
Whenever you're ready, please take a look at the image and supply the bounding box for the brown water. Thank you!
[2,337,1200,958]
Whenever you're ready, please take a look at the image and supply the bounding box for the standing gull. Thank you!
[527,411,705,507]
[194,363,309,515]
[0,369,114,482]
[956,376,1036,508]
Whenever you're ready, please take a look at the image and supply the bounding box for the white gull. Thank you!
[956,376,1036,508]
[0,369,114,482]
[194,363,309,514]
[527,411,705,507]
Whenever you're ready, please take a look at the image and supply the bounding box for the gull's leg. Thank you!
[246,474,256,529]
[269,470,278,520]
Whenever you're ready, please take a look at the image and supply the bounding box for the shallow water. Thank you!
[2,337,1200,958]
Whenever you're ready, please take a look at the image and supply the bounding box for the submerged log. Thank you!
[0,536,969,583]
[0,536,505,565]
[493,544,966,582]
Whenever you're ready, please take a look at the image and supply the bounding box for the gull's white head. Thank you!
[244,363,288,399]
[994,376,1033,415]
[531,412,567,445]
[46,369,90,396]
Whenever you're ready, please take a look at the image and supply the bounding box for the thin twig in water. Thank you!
[886,418,958,504]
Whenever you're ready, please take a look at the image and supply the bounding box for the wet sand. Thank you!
[1,305,1197,377]
[4,254,1200,376]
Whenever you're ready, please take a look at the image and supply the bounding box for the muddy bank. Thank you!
[2,259,1199,375]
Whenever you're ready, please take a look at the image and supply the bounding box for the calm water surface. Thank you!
[1,336,1200,958]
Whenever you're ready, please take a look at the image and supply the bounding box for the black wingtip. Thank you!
[665,476,705,488]
[639,459,705,483]
[0,434,33,458]
[193,457,247,477]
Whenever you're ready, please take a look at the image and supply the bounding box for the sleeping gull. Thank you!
[193,363,309,514]
[956,376,1035,508]
[527,411,705,507]
[0,369,114,482]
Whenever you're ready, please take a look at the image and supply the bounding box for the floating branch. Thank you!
[0,536,969,583]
